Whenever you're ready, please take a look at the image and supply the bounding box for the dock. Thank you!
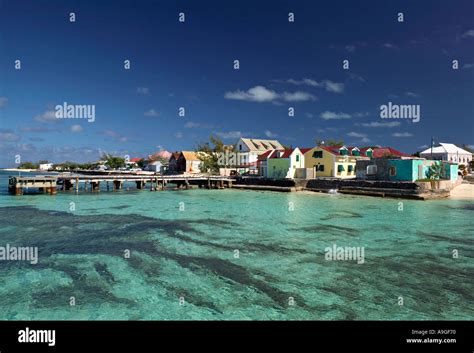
[8,174,234,195]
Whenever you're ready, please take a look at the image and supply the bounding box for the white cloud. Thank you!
[0,97,8,108]
[103,130,128,142]
[184,121,200,128]
[462,63,474,69]
[0,129,20,142]
[348,73,365,82]
[216,131,242,139]
[320,111,351,120]
[281,91,317,102]
[361,121,400,128]
[225,86,279,103]
[70,124,84,133]
[323,80,344,93]
[418,144,429,149]
[279,78,344,93]
[345,45,355,52]
[184,121,216,129]
[461,29,474,38]
[225,85,316,103]
[305,112,314,118]
[347,132,370,143]
[286,78,319,87]
[406,92,420,97]
[392,132,413,138]
[353,112,370,118]
[382,43,398,49]
[34,110,57,123]
[174,132,183,139]
[144,109,159,117]
[264,130,278,138]
[20,126,56,133]
[347,132,367,138]
[137,87,150,95]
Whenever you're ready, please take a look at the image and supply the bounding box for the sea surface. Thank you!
[0,171,473,320]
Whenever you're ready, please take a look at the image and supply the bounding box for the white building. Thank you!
[145,160,163,172]
[38,163,53,171]
[235,138,284,173]
[420,143,472,166]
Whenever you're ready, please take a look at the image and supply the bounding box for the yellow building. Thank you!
[303,146,369,178]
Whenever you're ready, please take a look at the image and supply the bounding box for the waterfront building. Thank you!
[145,160,163,172]
[168,152,181,172]
[235,138,284,173]
[420,143,472,167]
[257,150,277,177]
[303,146,365,179]
[38,163,53,171]
[176,151,201,173]
[356,158,458,182]
[266,148,305,178]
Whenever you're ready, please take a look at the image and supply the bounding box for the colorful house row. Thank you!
[257,144,409,179]
[169,151,201,173]
[356,158,458,182]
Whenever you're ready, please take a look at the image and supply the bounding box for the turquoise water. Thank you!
[0,171,473,320]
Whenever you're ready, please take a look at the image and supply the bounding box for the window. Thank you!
[348,165,354,172]
[337,165,345,172]
[314,164,324,171]
[367,165,377,175]
[312,151,323,158]
[389,166,396,176]
[239,145,242,151]
[366,150,373,158]
[296,155,300,162]
[352,150,360,156]
[340,148,348,156]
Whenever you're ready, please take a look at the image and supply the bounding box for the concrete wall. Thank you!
[234,177,295,187]
[356,159,391,180]
[295,168,314,179]
[357,158,458,182]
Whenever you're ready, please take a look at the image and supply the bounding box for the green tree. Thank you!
[18,162,38,169]
[315,138,344,147]
[196,135,226,173]
[136,158,146,168]
[101,153,125,169]
[427,162,443,180]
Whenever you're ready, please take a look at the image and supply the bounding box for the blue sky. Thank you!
[0,0,473,166]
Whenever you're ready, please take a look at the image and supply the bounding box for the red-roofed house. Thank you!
[303,145,366,178]
[257,150,277,177]
[369,147,409,158]
[266,148,304,178]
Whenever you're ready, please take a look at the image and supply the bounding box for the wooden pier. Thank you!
[8,174,234,195]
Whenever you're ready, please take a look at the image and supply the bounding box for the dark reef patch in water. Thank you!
[0,206,309,310]
[289,223,359,236]
[320,210,363,221]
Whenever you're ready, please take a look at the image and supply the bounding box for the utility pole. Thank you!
[431,137,434,160]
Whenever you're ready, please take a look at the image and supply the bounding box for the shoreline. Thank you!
[448,183,474,200]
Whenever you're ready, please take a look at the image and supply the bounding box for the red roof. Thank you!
[370,147,409,158]
[269,149,294,159]
[129,157,142,163]
[323,146,408,158]
[258,150,275,160]
[299,148,312,154]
